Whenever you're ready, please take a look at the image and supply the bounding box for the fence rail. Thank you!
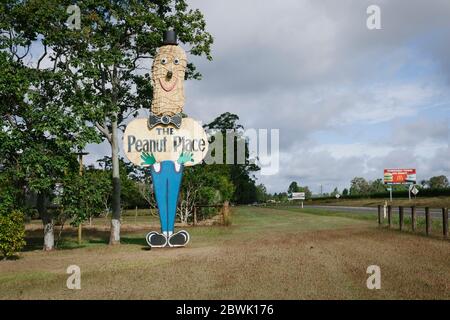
[377,205,448,238]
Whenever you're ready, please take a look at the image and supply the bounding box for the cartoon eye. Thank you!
[161,58,168,65]
[174,58,180,65]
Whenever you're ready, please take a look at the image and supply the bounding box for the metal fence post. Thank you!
[377,205,381,225]
[399,206,404,231]
[443,208,448,238]
[388,205,392,228]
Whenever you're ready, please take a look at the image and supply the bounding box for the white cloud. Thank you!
[79,0,450,193]
[337,84,440,124]
[183,0,450,192]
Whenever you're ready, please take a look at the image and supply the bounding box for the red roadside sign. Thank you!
[383,169,416,185]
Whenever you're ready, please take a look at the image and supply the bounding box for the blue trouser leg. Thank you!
[151,165,168,233]
[167,163,183,233]
[151,161,183,235]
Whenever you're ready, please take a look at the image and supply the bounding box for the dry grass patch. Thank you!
[0,206,448,299]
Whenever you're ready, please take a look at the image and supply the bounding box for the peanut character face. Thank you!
[151,45,187,116]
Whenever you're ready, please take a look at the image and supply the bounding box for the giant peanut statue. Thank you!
[123,30,208,248]
[150,40,187,117]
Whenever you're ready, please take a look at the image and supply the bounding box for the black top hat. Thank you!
[162,30,178,45]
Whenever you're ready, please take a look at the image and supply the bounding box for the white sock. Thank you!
[152,162,161,172]
[162,231,172,237]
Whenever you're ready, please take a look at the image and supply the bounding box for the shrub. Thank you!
[0,211,26,260]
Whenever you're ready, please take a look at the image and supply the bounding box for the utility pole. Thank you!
[75,149,89,245]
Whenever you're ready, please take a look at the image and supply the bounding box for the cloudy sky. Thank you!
[86,0,450,194]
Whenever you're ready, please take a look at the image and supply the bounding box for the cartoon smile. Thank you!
[159,76,177,92]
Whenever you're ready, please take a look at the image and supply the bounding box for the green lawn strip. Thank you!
[276,206,446,237]
[21,206,378,252]
[379,216,444,237]
[275,206,376,221]
[230,206,372,233]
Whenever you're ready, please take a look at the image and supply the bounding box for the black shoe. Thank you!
[168,230,190,247]
[146,231,167,248]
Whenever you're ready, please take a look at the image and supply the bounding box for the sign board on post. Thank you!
[386,185,393,201]
[383,168,416,201]
[289,192,306,208]
[411,186,419,196]
[123,118,208,166]
[335,193,341,199]
[290,192,305,200]
[383,169,416,185]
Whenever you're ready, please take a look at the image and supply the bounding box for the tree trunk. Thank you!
[78,224,82,245]
[38,193,54,251]
[109,116,121,245]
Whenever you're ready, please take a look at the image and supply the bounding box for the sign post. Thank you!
[384,169,416,202]
[386,185,393,202]
[411,185,419,199]
[289,192,306,208]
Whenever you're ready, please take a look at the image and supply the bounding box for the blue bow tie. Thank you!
[148,112,182,129]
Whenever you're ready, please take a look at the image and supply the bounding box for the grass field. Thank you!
[279,206,447,236]
[307,196,450,208]
[0,206,449,299]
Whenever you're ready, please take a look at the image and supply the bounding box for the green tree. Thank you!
[277,192,289,202]
[428,175,449,189]
[83,169,112,219]
[178,164,234,223]
[206,112,243,131]
[369,178,386,194]
[68,0,213,244]
[349,177,370,196]
[256,184,268,203]
[3,0,213,244]
[50,167,111,247]
[342,188,349,196]
[288,182,311,199]
[288,181,299,194]
[330,187,339,197]
[0,52,36,216]
[0,211,26,260]
[297,186,312,199]
[204,112,260,204]
[96,156,149,210]
[0,34,98,250]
